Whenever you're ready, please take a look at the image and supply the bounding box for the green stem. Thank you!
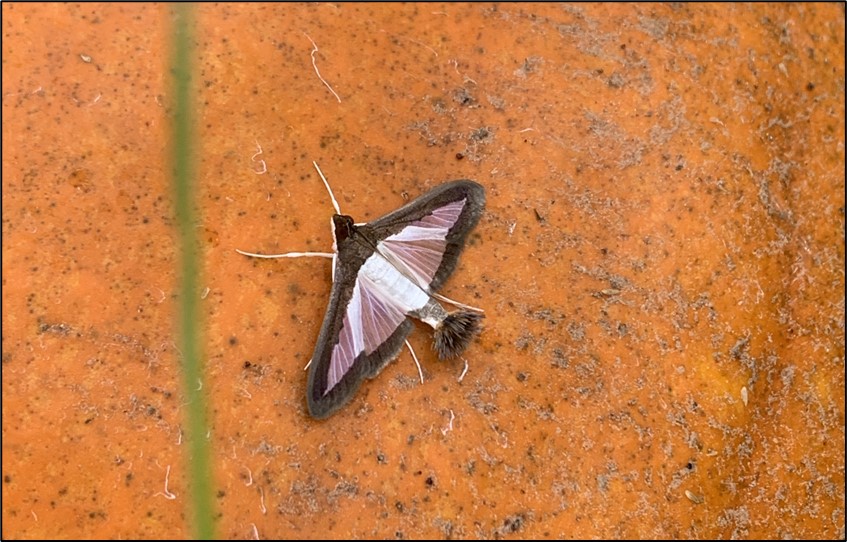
[171,4,214,539]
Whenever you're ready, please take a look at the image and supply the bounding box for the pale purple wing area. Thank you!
[377,198,467,289]
[323,198,469,395]
[325,265,407,393]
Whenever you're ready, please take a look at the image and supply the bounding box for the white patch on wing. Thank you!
[326,255,431,394]
[378,198,466,288]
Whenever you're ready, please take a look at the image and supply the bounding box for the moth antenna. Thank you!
[433,311,484,360]
[312,161,342,215]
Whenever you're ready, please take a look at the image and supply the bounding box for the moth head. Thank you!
[331,214,355,248]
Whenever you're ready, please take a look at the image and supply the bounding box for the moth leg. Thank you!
[235,249,334,259]
[405,339,424,384]
[431,291,484,313]
[236,249,336,280]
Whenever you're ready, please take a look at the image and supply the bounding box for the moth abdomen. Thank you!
[433,310,484,360]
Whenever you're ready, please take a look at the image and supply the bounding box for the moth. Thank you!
[238,163,486,418]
